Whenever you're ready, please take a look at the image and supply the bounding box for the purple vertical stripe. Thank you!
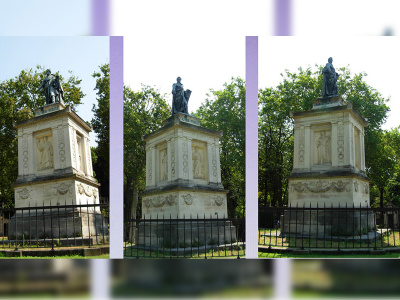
[246,36,258,259]
[110,36,123,258]
[274,0,292,36]
[91,260,110,298]
[91,0,110,36]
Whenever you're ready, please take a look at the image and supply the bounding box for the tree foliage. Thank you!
[91,63,110,199]
[0,66,84,207]
[124,85,170,224]
[259,65,390,207]
[195,77,246,217]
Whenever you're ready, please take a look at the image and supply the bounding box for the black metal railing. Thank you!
[0,203,109,250]
[259,204,400,250]
[124,215,245,258]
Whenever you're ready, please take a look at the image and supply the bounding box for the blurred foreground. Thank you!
[293,259,400,298]
[112,260,272,298]
[0,260,90,297]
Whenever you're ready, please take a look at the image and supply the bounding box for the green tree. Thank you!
[259,68,319,207]
[124,85,170,241]
[0,66,84,208]
[195,77,246,217]
[367,130,397,208]
[259,66,390,207]
[91,64,110,199]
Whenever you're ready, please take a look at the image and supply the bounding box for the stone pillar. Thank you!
[150,146,156,186]
[188,138,193,181]
[304,125,311,169]
[331,121,338,167]
[343,121,351,167]
[206,142,214,183]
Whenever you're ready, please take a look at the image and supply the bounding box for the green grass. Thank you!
[259,229,400,249]
[1,254,109,259]
[124,246,245,259]
[259,252,400,258]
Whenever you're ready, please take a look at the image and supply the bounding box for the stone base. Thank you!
[136,220,237,248]
[288,175,370,208]
[280,209,376,237]
[8,210,107,239]
[34,102,66,117]
[142,189,229,219]
[312,96,346,110]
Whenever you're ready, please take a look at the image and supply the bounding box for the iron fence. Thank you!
[259,205,400,250]
[124,215,245,258]
[0,203,109,250]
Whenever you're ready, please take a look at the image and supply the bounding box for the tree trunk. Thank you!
[379,187,384,209]
[128,184,139,244]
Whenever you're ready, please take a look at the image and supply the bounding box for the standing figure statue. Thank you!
[172,77,191,115]
[192,147,203,179]
[161,150,168,181]
[38,69,65,105]
[316,131,331,164]
[322,57,339,97]
[37,136,54,170]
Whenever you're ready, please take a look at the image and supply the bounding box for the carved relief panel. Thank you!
[192,141,207,180]
[34,129,54,173]
[313,128,332,165]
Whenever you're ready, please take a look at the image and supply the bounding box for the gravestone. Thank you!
[136,112,236,247]
[9,99,107,240]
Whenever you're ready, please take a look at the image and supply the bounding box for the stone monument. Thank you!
[9,71,106,241]
[281,58,374,236]
[137,78,236,247]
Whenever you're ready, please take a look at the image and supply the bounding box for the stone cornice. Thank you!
[14,106,92,132]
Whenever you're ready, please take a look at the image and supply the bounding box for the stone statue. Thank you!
[322,57,339,97]
[38,69,65,105]
[172,77,191,115]
[37,136,54,169]
[316,131,331,164]
[192,147,204,178]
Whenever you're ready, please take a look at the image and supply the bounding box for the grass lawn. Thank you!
[124,246,245,259]
[0,253,109,259]
[259,252,400,258]
[259,229,400,249]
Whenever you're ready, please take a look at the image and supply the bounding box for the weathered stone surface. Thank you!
[136,220,237,248]
[280,209,375,237]
[142,190,228,219]
[12,104,105,240]
[8,208,107,239]
[289,103,369,208]
[138,112,233,247]
[284,99,374,237]
[142,112,227,219]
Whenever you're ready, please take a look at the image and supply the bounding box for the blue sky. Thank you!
[0,36,109,146]
[0,1,90,36]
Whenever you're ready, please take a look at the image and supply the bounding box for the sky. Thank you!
[260,36,400,130]
[123,35,245,114]
[0,36,109,147]
[113,0,270,113]
[0,1,90,36]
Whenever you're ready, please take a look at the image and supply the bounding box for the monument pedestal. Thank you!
[136,113,236,247]
[282,97,375,236]
[10,103,107,239]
